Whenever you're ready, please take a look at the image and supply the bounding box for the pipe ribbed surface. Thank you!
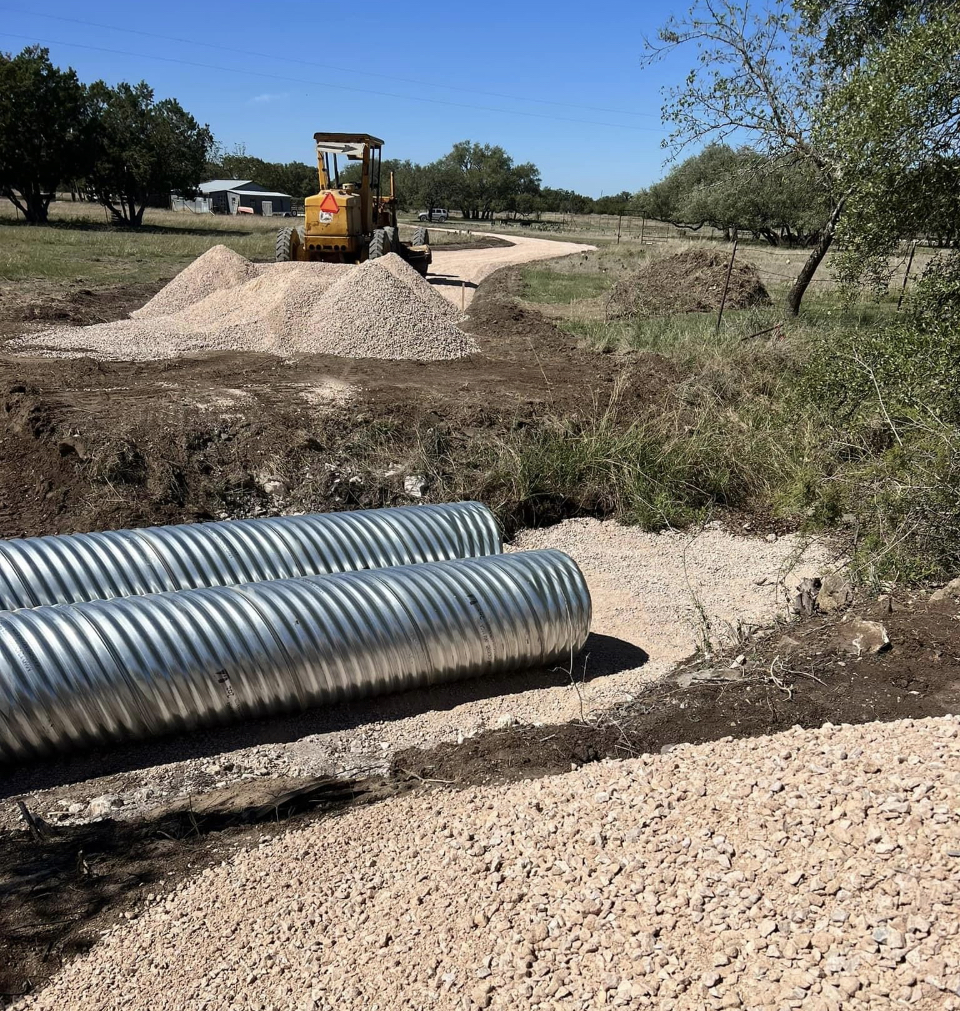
[0,549,590,762]
[0,502,501,611]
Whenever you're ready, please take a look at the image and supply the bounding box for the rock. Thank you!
[403,475,427,499]
[86,795,124,818]
[930,577,960,603]
[67,802,85,815]
[495,714,518,729]
[471,983,492,1008]
[817,572,853,613]
[790,578,822,616]
[836,618,890,656]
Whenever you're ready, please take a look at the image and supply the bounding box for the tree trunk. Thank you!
[786,199,846,316]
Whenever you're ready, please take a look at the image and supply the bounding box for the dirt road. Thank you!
[429,232,595,306]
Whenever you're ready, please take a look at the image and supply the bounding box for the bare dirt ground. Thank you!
[429,232,595,306]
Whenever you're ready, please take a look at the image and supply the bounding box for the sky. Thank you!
[0,1,694,195]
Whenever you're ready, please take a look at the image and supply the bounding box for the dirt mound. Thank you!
[11,254,475,363]
[608,247,771,318]
[131,245,260,319]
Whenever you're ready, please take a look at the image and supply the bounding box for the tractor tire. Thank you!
[368,228,389,260]
[276,227,300,262]
[384,226,399,253]
[411,226,429,246]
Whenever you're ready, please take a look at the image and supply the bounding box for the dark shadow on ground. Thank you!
[0,633,648,797]
[428,274,479,289]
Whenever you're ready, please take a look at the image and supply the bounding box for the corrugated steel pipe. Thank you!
[0,502,501,611]
[0,549,591,762]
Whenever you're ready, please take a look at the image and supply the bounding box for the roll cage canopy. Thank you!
[314,133,385,159]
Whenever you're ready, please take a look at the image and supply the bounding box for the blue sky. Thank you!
[0,1,693,195]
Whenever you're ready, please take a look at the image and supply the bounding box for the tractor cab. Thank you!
[276,132,431,275]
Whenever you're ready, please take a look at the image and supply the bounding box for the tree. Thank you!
[647,1,960,313]
[804,1,960,256]
[440,141,541,220]
[0,46,90,222]
[639,143,829,244]
[644,1,844,313]
[87,81,212,227]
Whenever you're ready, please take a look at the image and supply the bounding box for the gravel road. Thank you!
[17,715,960,1011]
[429,233,595,306]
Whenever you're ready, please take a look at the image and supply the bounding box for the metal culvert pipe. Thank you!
[0,549,591,762]
[0,502,501,611]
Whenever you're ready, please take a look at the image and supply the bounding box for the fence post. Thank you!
[639,217,646,245]
[715,236,739,335]
[617,212,623,245]
[897,240,918,311]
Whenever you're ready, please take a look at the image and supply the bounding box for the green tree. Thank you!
[0,46,90,223]
[87,81,213,227]
[441,141,541,220]
[648,0,960,313]
[644,1,846,313]
[805,1,960,261]
[640,144,829,244]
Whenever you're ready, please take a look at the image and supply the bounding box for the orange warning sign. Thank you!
[319,193,339,213]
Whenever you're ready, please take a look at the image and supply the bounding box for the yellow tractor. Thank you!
[276,132,432,275]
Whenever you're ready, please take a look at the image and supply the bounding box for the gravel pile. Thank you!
[16,716,960,1011]
[307,255,476,360]
[11,252,475,362]
[132,245,261,318]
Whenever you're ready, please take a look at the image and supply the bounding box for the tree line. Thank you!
[0,45,627,226]
[0,46,211,227]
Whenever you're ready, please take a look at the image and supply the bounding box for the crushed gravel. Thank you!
[3,520,832,828]
[131,245,261,318]
[15,716,960,1011]
[10,252,475,362]
[307,256,476,360]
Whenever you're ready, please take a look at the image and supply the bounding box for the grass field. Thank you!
[0,202,490,285]
[0,201,277,284]
[511,237,959,583]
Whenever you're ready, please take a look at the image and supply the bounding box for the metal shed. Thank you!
[196,179,293,215]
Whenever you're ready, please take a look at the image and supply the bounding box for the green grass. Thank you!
[520,267,613,303]
[0,201,278,284]
[499,248,960,585]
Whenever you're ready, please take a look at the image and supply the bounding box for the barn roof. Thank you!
[197,179,253,193]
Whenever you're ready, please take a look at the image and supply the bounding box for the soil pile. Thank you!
[12,253,476,362]
[15,716,960,1010]
[608,248,771,318]
[132,245,260,318]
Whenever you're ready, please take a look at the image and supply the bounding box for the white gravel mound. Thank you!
[12,251,475,362]
[307,255,477,360]
[131,244,260,319]
[17,716,960,1010]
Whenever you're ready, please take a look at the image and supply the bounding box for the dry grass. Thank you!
[0,201,279,284]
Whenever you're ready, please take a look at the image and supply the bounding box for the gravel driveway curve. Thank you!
[429,232,595,307]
